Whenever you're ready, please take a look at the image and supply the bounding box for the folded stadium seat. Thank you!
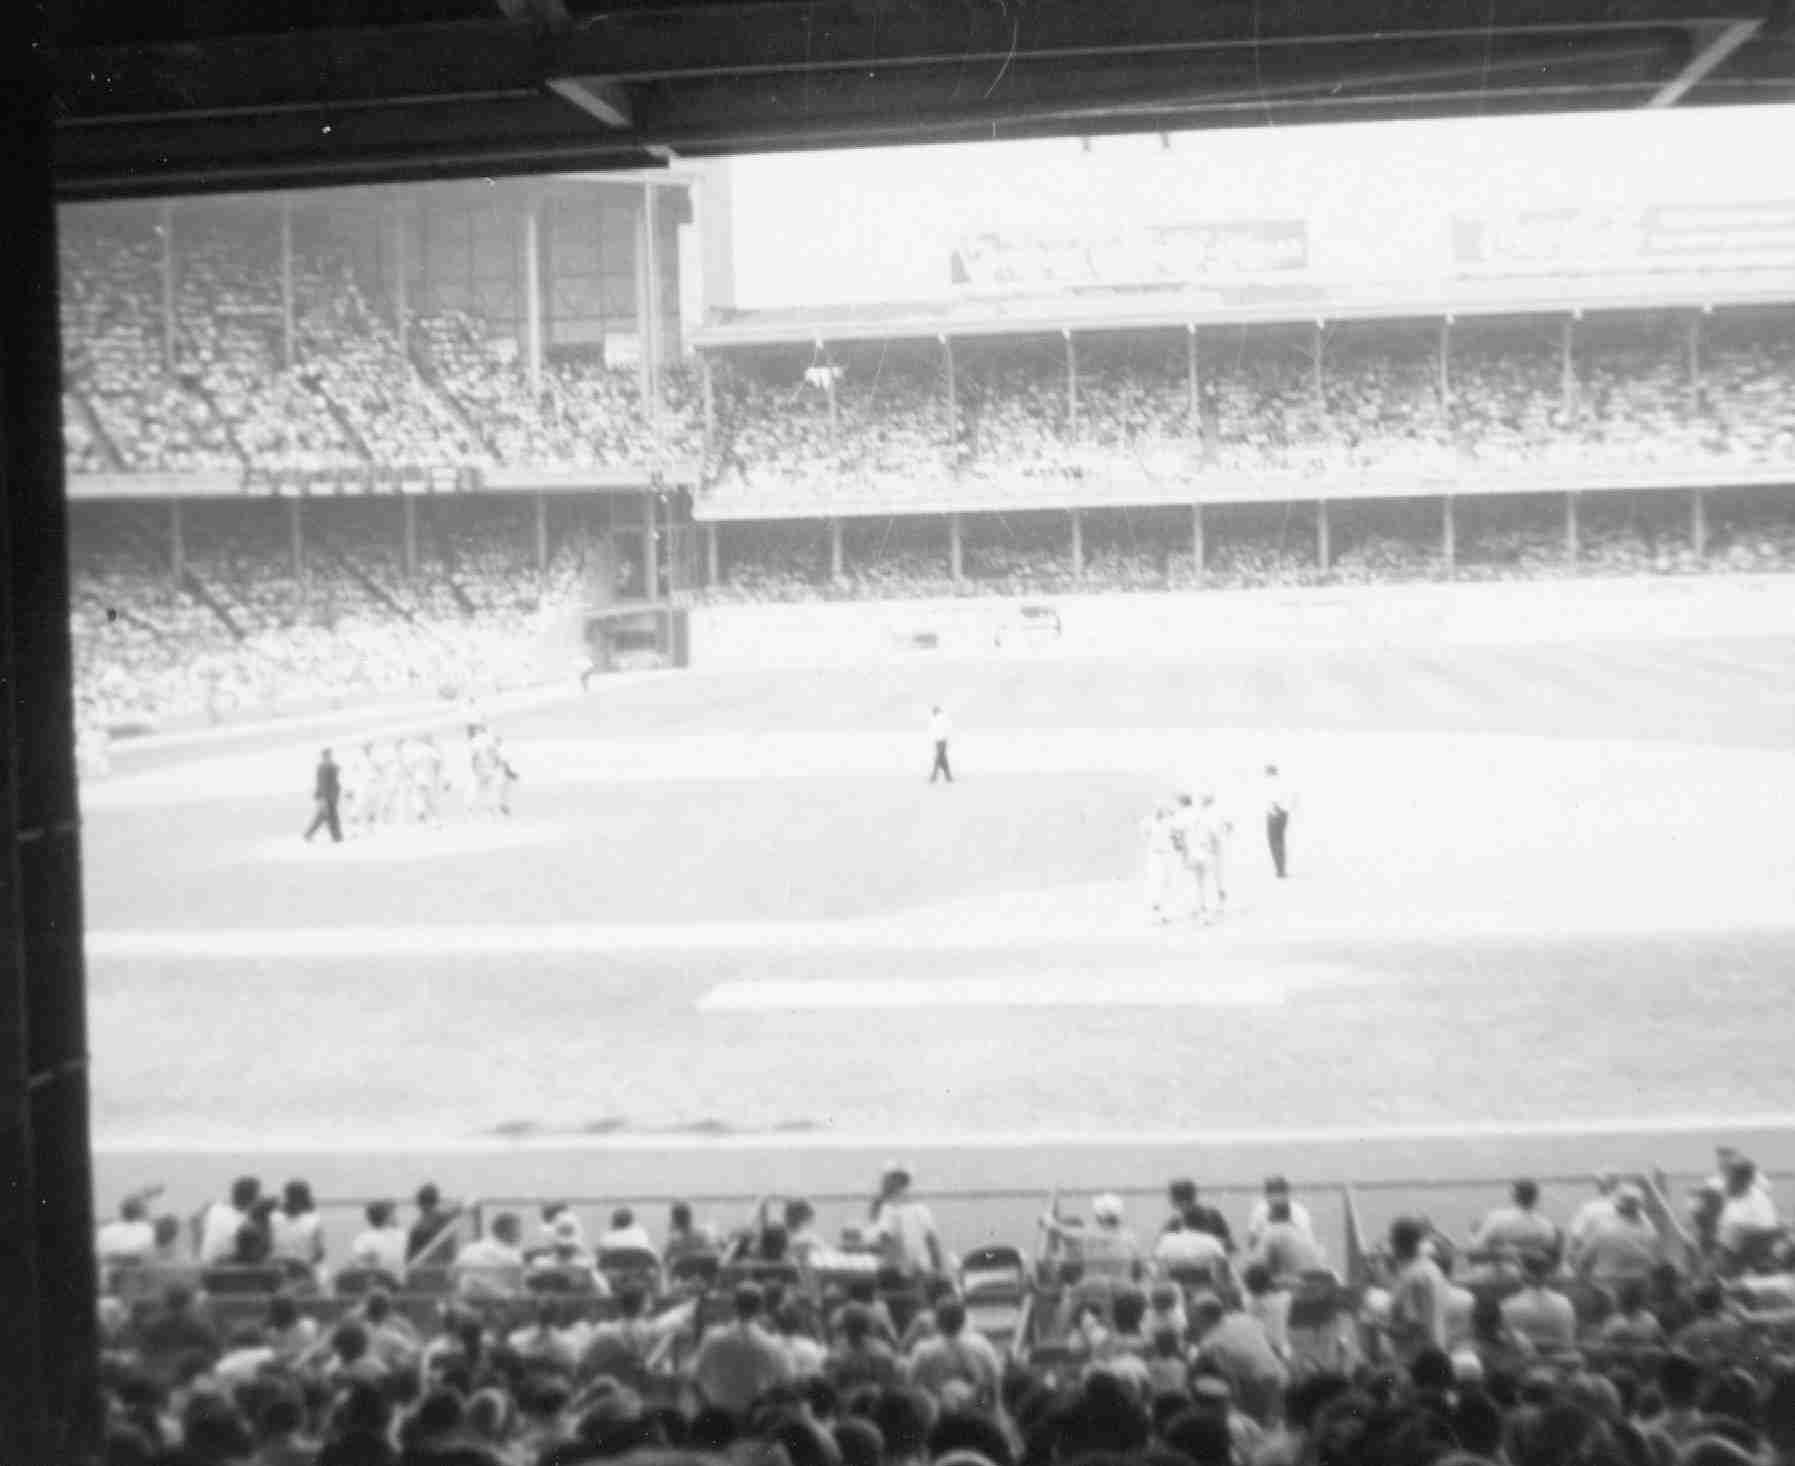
[201,1265,283,1297]
[334,1267,405,1298]
[959,1245,1028,1353]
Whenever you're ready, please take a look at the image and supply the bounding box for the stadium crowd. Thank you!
[83,1153,1795,1466]
[51,212,1795,730]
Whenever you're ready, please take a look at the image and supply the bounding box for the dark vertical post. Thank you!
[0,5,101,1450]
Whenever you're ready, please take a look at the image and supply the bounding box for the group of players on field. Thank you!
[339,721,519,833]
[1141,790,1235,926]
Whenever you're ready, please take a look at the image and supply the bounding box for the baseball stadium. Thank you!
[45,86,1795,1465]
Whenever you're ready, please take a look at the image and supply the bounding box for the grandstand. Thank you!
[55,133,1795,1466]
[58,179,1795,734]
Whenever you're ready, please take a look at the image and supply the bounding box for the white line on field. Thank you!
[696,974,1290,1011]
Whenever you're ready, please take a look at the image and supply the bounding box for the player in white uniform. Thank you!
[1141,804,1178,924]
[342,743,375,837]
[1171,792,1228,925]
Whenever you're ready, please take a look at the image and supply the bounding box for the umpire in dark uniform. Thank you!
[303,747,343,844]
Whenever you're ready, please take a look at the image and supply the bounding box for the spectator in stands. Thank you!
[826,1302,903,1394]
[253,1313,315,1391]
[871,1166,945,1279]
[1165,1179,1235,1253]
[525,1214,608,1296]
[1568,1170,1623,1262]
[1240,1264,1292,1360]
[1041,1194,1146,1281]
[690,1282,794,1417]
[596,1206,658,1258]
[1383,1216,1450,1365]
[1473,1177,1563,1260]
[1499,1251,1578,1354]
[784,1199,826,1267]
[200,1175,262,1265]
[1650,1351,1713,1449]
[215,1323,279,1387]
[506,1298,582,1374]
[355,1288,422,1374]
[347,1201,408,1284]
[1154,1214,1231,1279]
[907,1297,1002,1405]
[452,1210,526,1302]
[1675,1282,1750,1362]
[132,1282,220,1377]
[1188,1291,1287,1425]
[581,1280,699,1385]
[1246,1177,1313,1250]
[1576,1182,1664,1294]
[1718,1158,1781,1257]
[114,1214,202,1307]
[97,1190,158,1271]
[233,1197,280,1265]
[250,1392,317,1466]
[1143,1279,1189,1342]
[1601,1278,1668,1348]
[664,1201,721,1263]
[407,1182,459,1265]
[1249,1198,1329,1284]
[270,1177,326,1272]
[776,1301,829,1380]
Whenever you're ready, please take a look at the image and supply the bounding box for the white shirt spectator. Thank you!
[874,1196,941,1275]
[97,1216,156,1265]
[453,1234,526,1300]
[199,1201,248,1266]
[1154,1226,1230,1271]
[348,1223,408,1279]
[598,1222,659,1257]
[1719,1187,1779,1251]
[1247,1198,1314,1249]
[1265,769,1294,816]
[928,710,951,744]
[270,1210,325,1267]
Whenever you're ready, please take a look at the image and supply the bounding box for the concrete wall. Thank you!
[690,575,1795,669]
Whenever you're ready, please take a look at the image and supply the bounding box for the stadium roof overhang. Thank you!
[49,0,1795,202]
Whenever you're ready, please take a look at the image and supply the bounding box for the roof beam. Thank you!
[1647,18,1763,105]
[547,76,634,128]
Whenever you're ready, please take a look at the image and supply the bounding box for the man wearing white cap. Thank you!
[1040,1193,1145,1281]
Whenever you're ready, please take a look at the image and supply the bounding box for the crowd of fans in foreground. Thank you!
[84,1150,1795,1466]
